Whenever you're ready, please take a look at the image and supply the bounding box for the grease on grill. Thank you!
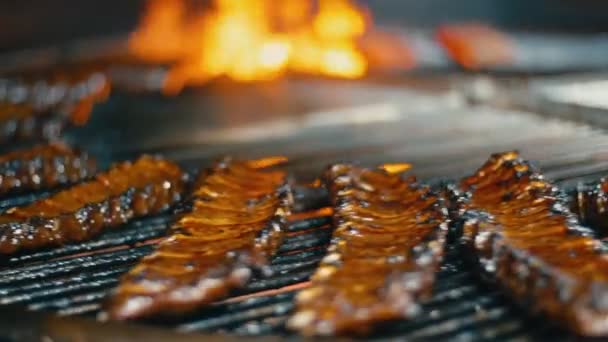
[0,142,96,196]
[455,151,608,336]
[105,156,293,320]
[0,155,184,254]
[287,163,448,336]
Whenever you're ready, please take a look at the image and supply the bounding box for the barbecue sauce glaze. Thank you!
[288,164,448,336]
[0,155,184,254]
[106,157,292,320]
[455,151,608,336]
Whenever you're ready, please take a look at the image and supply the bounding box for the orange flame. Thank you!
[128,0,188,63]
[130,0,370,93]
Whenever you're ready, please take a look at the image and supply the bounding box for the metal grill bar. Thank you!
[5,216,170,266]
[31,291,108,313]
[177,293,296,333]
[0,246,153,285]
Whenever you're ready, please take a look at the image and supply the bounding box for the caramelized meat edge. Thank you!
[455,151,608,336]
[0,155,184,254]
[0,142,96,196]
[571,177,608,236]
[0,72,110,141]
[106,157,292,320]
[288,164,448,336]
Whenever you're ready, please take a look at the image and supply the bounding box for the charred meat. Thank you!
[288,164,448,336]
[0,71,110,112]
[456,151,608,336]
[0,104,67,143]
[571,178,608,235]
[0,155,184,254]
[0,72,110,141]
[0,142,96,196]
[106,157,292,320]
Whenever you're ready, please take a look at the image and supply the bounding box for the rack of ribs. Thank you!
[105,156,293,320]
[0,155,184,254]
[455,151,608,336]
[0,71,110,142]
[0,142,96,196]
[287,163,448,336]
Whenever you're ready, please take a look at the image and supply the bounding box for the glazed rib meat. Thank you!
[456,151,608,336]
[0,142,96,196]
[0,71,110,112]
[0,155,184,254]
[287,164,448,336]
[0,72,110,142]
[0,104,66,143]
[570,177,608,236]
[106,157,292,320]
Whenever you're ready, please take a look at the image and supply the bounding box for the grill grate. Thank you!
[0,183,598,341]
[2,81,608,340]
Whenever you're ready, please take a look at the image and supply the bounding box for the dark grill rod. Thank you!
[0,267,128,297]
[177,292,296,333]
[405,307,515,341]
[0,246,153,285]
[0,266,127,299]
[4,216,171,266]
[29,290,107,312]
[0,191,52,212]
[3,276,116,306]
[270,248,327,265]
[277,230,332,254]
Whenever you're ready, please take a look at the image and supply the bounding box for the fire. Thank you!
[128,0,188,63]
[130,0,370,92]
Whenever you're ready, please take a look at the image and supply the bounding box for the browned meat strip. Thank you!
[0,104,66,143]
[0,72,110,142]
[571,177,608,235]
[105,157,292,320]
[287,164,448,336]
[455,151,608,336]
[0,142,96,196]
[0,71,110,111]
[0,155,184,254]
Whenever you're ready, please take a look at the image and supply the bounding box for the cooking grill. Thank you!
[1,78,608,341]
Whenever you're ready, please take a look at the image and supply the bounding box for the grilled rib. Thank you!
[0,155,184,254]
[287,164,448,336]
[0,71,110,111]
[0,72,110,142]
[0,104,66,143]
[0,142,96,196]
[456,151,608,336]
[106,157,292,320]
[571,178,608,236]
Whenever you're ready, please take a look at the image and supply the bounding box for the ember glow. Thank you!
[130,0,370,92]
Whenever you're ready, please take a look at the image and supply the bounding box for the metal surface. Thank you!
[1,79,608,340]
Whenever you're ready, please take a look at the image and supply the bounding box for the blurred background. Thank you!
[3,0,608,171]
[3,0,608,52]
